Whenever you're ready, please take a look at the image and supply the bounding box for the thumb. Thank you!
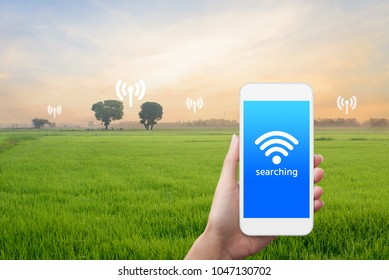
[219,134,239,183]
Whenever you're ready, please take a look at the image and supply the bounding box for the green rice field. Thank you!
[0,129,388,259]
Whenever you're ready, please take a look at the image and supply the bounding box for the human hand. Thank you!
[185,134,324,259]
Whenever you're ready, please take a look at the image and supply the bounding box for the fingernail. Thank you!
[319,154,324,162]
[229,134,238,150]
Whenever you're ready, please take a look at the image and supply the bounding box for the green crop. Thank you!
[0,129,388,259]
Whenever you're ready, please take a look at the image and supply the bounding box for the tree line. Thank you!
[315,118,389,128]
[31,102,389,129]
[32,100,163,130]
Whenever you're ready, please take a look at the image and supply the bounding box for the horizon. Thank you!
[2,116,388,129]
[1,1,389,125]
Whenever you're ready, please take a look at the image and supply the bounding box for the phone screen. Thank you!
[243,100,311,218]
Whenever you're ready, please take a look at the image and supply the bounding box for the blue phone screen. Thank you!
[243,101,310,218]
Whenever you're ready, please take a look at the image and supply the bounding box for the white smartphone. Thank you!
[239,83,314,236]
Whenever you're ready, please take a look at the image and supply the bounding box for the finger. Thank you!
[314,154,324,168]
[314,200,324,212]
[314,186,323,200]
[220,134,239,183]
[314,167,324,184]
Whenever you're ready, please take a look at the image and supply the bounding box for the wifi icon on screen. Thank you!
[255,131,299,165]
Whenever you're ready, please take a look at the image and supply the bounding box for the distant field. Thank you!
[0,129,388,259]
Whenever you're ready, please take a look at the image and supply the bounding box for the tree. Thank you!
[363,118,389,128]
[91,100,124,130]
[32,118,49,129]
[139,102,163,130]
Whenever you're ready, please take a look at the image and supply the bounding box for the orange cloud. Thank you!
[1,1,388,126]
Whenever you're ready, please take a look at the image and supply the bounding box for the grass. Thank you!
[0,129,388,259]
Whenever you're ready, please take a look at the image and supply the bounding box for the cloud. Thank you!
[1,1,389,125]
[0,72,11,80]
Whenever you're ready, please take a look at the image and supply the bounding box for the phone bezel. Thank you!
[239,83,314,236]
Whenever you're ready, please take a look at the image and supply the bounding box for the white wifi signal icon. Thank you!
[337,96,357,115]
[186,97,203,113]
[255,131,299,165]
[116,80,145,108]
[47,105,62,118]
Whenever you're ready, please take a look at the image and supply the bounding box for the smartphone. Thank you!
[239,83,314,236]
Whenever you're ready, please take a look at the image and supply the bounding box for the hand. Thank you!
[185,134,325,259]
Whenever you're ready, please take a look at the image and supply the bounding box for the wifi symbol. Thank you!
[255,131,299,165]
[116,80,145,108]
[337,96,357,115]
[186,97,203,113]
[47,105,62,118]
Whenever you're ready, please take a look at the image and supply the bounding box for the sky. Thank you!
[1,0,389,126]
